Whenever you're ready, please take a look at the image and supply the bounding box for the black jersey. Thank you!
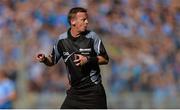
[51,29,109,109]
[51,29,109,88]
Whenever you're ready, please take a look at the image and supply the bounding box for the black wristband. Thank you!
[86,56,98,63]
[40,57,47,63]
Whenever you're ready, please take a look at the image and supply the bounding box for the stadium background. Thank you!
[0,0,180,108]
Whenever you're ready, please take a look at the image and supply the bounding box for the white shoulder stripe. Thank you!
[58,32,68,40]
[97,40,101,55]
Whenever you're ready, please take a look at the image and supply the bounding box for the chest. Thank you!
[58,37,95,58]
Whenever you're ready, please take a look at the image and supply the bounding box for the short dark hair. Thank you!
[68,7,87,25]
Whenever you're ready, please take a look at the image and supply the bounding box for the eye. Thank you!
[81,18,86,21]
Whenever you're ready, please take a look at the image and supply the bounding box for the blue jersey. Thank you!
[0,79,15,109]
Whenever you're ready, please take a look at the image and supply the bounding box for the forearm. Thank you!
[97,56,109,65]
[9,92,17,101]
[87,55,109,65]
[42,55,54,66]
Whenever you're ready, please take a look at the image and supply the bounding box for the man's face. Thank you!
[72,12,88,32]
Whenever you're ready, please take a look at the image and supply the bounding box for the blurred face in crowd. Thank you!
[71,12,89,32]
[0,69,6,80]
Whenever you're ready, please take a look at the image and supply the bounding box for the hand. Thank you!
[73,54,88,66]
[36,53,46,62]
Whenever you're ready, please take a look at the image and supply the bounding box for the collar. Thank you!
[67,28,79,41]
[67,28,90,41]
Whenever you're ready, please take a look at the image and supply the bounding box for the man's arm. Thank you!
[97,55,109,65]
[73,54,109,66]
[36,40,62,66]
[36,54,54,66]
[91,31,109,65]
[86,55,109,65]
[42,55,55,66]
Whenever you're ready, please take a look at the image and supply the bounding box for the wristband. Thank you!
[86,56,98,63]
[40,57,47,63]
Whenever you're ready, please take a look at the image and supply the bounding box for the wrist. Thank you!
[86,56,98,63]
[40,57,46,63]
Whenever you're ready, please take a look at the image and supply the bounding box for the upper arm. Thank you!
[51,40,62,64]
[91,32,109,62]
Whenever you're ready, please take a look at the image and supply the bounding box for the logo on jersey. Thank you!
[63,52,70,56]
[79,48,91,55]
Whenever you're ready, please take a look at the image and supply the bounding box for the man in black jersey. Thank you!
[36,7,109,109]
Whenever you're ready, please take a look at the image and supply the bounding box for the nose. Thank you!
[85,19,88,24]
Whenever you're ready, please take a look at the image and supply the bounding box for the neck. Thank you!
[70,27,81,38]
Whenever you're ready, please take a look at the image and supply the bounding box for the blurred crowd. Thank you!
[0,0,180,108]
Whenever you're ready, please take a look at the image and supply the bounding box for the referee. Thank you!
[36,7,109,109]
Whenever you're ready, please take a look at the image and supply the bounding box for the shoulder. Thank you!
[54,31,68,45]
[57,31,68,41]
[85,30,100,39]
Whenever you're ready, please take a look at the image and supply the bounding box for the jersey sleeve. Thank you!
[51,40,62,64]
[91,32,109,60]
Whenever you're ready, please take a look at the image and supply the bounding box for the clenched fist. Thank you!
[36,53,46,62]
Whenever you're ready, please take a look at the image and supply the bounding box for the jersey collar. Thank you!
[67,28,90,41]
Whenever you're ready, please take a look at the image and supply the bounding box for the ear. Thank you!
[71,19,76,26]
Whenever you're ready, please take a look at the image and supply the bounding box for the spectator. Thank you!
[0,68,16,109]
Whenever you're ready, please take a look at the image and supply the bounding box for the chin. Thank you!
[84,27,88,31]
[80,29,86,32]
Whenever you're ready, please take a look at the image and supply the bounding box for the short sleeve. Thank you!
[51,40,62,64]
[91,32,109,60]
